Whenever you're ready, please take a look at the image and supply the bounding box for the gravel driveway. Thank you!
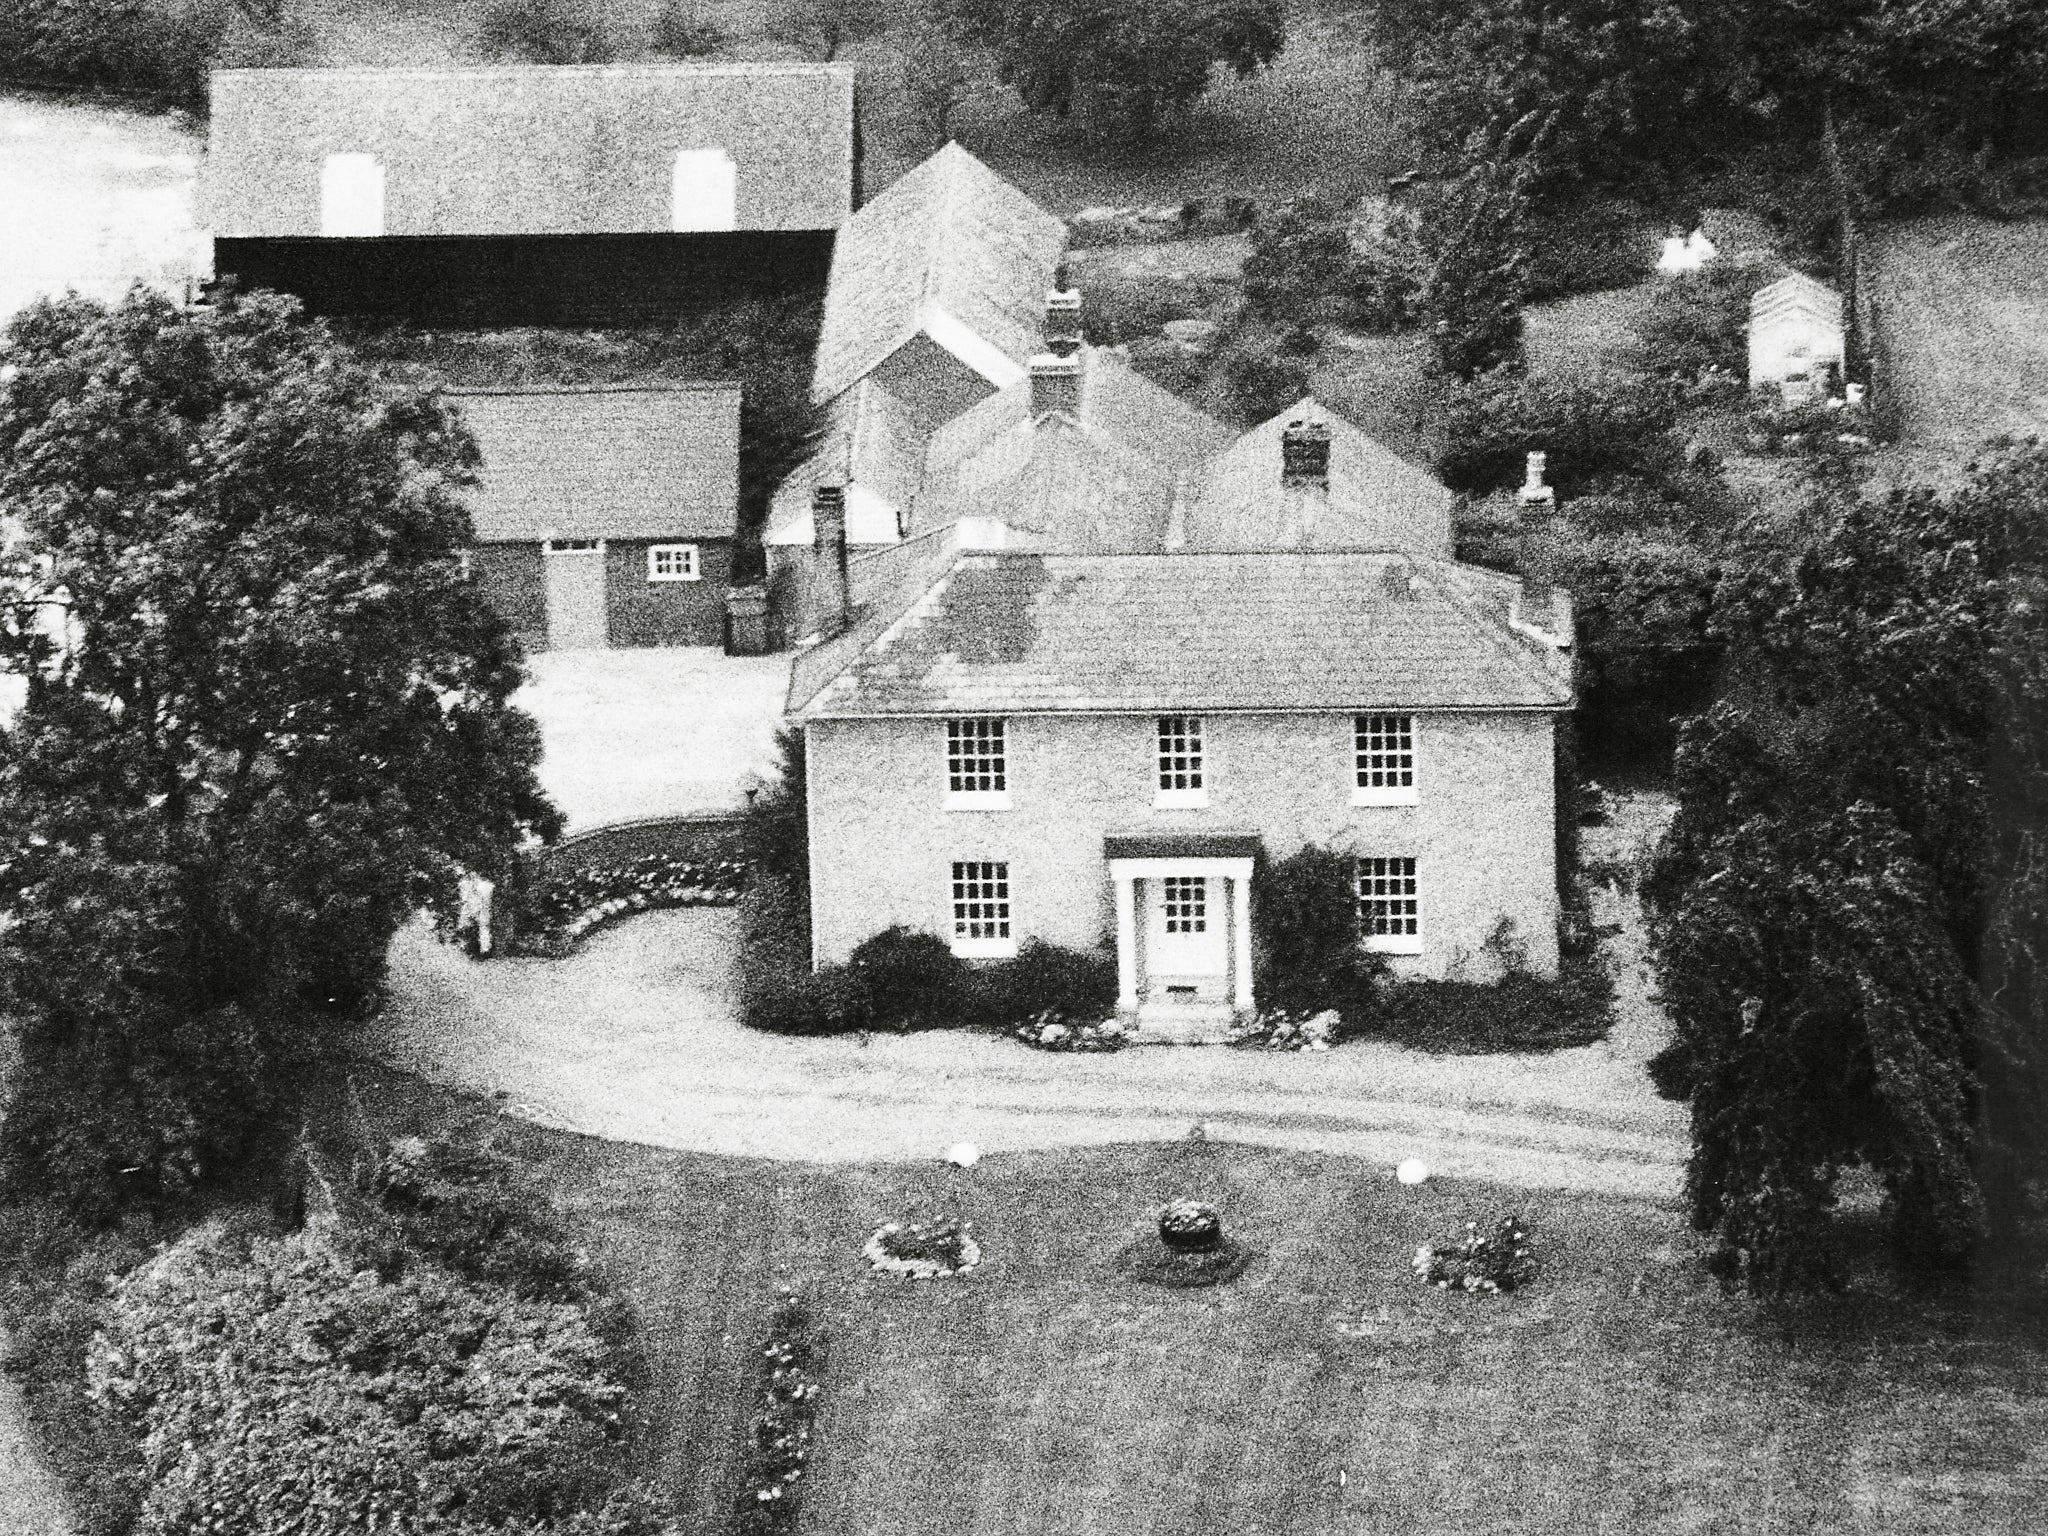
[362,798,1686,1201]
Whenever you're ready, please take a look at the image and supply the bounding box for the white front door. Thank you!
[1144,875,1228,1003]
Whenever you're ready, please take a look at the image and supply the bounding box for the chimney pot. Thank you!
[1518,449,1555,507]
[811,483,849,638]
[1028,353,1083,419]
[1281,418,1332,487]
[1045,285,1084,356]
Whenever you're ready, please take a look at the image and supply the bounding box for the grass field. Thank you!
[343,1067,2048,1536]
[304,0,1407,214]
[1868,216,2048,487]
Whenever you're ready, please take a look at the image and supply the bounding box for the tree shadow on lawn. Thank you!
[331,1064,2048,1536]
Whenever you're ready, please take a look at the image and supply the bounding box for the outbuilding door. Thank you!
[1144,875,1229,1003]
[544,541,608,649]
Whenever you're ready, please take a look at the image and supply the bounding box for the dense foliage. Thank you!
[1415,135,1538,379]
[1644,446,2048,1290]
[944,0,1284,131]
[1250,845,1387,1016]
[477,0,617,63]
[0,0,309,111]
[0,289,558,1217]
[1437,370,1684,498]
[1241,197,1423,336]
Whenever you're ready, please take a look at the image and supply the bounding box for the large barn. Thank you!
[203,64,859,327]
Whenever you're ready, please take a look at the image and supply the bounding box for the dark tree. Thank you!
[1644,448,2048,1290]
[946,0,1284,132]
[0,288,559,1216]
[1415,127,1542,380]
[776,0,892,60]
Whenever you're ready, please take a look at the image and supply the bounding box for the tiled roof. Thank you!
[1750,271,1842,327]
[204,65,855,238]
[765,379,931,546]
[909,346,1233,543]
[792,550,1575,717]
[786,525,968,713]
[1180,397,1456,557]
[810,143,1068,405]
[451,385,741,543]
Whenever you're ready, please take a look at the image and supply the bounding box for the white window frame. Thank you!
[1357,856,1421,954]
[950,859,1016,959]
[647,543,701,582]
[945,717,1011,811]
[1154,714,1208,809]
[319,152,385,238]
[1352,713,1419,806]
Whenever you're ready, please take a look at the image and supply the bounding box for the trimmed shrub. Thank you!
[1251,845,1387,1016]
[1352,955,1613,1055]
[848,926,968,1032]
[740,956,875,1037]
[973,939,1119,1028]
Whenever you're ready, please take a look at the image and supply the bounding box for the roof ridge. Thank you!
[445,381,742,397]
[212,63,856,79]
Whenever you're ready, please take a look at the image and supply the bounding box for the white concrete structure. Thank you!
[1749,271,1846,404]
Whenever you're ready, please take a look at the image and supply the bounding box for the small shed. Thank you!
[1749,271,1845,402]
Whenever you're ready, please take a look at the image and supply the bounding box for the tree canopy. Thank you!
[1644,445,2048,1290]
[945,0,1285,131]
[0,288,559,1216]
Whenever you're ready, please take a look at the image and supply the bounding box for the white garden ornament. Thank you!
[1396,1159,1431,1185]
[944,1142,980,1169]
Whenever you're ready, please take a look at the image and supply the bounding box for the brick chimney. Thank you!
[1029,353,1082,419]
[1281,418,1332,488]
[1044,284,1084,356]
[810,483,849,639]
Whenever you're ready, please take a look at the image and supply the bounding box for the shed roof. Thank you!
[451,384,741,544]
[791,550,1575,718]
[1749,271,1843,329]
[205,64,856,238]
[810,143,1069,405]
[1180,398,1456,556]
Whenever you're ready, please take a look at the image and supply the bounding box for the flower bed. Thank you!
[737,1289,821,1536]
[510,855,747,955]
[1228,1007,1338,1051]
[864,1216,980,1280]
[1413,1217,1539,1295]
[1119,1201,1253,1287]
[1009,1009,1128,1052]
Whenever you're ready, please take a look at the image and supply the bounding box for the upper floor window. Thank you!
[946,717,1009,809]
[1357,856,1420,953]
[320,153,384,238]
[951,859,1014,958]
[1353,713,1418,806]
[1156,715,1206,808]
[671,148,738,232]
[647,544,701,582]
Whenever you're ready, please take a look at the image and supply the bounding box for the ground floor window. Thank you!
[1357,856,1420,952]
[647,543,701,581]
[951,860,1014,957]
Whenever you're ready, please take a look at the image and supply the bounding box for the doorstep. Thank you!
[1125,1001,1239,1047]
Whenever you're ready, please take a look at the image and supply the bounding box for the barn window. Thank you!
[320,153,384,237]
[647,544,701,582]
[670,148,737,232]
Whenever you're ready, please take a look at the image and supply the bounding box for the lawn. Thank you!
[1867,216,2048,488]
[341,1066,2048,1536]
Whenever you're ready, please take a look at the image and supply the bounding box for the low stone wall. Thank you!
[542,812,749,879]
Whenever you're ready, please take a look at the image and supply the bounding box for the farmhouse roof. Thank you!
[1749,271,1843,330]
[765,379,932,546]
[1180,397,1456,556]
[908,346,1234,544]
[810,143,1069,405]
[450,384,742,544]
[789,550,1575,718]
[204,64,856,238]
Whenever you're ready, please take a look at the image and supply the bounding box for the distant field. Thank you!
[1867,216,2048,485]
[307,0,1407,213]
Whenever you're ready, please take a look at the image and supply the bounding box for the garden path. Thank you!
[363,798,1685,1200]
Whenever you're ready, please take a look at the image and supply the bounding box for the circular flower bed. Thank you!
[1413,1216,1538,1295]
[864,1216,979,1280]
[1119,1200,1253,1288]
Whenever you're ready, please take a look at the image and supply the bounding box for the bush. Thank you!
[647,0,723,56]
[1523,198,1656,302]
[973,939,1119,1027]
[1354,955,1613,1054]
[1435,369,1683,497]
[89,1221,637,1536]
[1251,845,1387,1016]
[478,0,616,64]
[1243,197,1423,335]
[1628,257,1775,390]
[1413,1215,1538,1294]
[740,957,875,1037]
[849,926,968,1032]
[0,0,310,112]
